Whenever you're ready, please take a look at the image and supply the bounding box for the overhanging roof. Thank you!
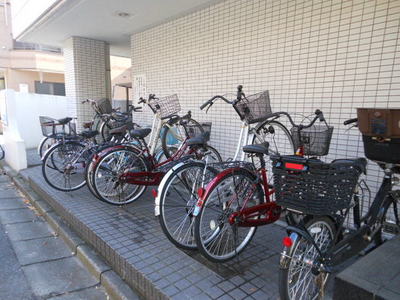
[14,0,222,57]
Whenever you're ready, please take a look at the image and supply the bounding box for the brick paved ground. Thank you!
[22,165,286,299]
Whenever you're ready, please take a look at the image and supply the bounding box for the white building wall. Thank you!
[131,0,400,194]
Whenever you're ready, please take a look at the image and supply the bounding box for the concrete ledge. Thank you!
[2,164,140,300]
[77,244,111,280]
[102,270,141,300]
[334,235,400,300]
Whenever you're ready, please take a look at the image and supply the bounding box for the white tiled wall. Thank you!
[131,0,400,200]
[64,36,110,126]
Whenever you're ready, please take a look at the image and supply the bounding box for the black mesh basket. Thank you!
[149,94,181,119]
[186,122,212,138]
[94,98,113,114]
[39,116,76,138]
[233,90,272,124]
[291,125,333,156]
[272,156,363,215]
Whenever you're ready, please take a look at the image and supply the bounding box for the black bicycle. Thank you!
[274,108,400,300]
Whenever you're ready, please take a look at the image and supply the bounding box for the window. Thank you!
[34,81,66,96]
[0,77,5,90]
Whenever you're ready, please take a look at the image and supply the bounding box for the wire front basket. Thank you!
[186,122,212,139]
[149,94,181,119]
[94,98,113,115]
[233,90,272,124]
[272,156,363,215]
[291,125,333,156]
[39,116,76,138]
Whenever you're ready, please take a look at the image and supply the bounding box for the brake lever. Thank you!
[205,102,213,114]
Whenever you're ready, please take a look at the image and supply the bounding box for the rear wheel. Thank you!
[159,161,218,249]
[279,216,335,300]
[42,141,87,191]
[194,169,264,262]
[252,120,294,170]
[92,147,148,205]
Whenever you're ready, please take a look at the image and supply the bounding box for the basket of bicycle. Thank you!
[39,116,76,138]
[148,94,181,119]
[291,123,334,156]
[271,155,363,215]
[186,122,212,138]
[357,108,400,164]
[233,90,272,124]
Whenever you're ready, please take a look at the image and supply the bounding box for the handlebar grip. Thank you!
[343,118,358,125]
[200,100,211,110]
[237,85,243,100]
[138,97,145,104]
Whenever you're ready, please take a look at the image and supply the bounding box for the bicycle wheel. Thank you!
[193,145,222,163]
[279,216,335,300]
[194,168,264,262]
[42,141,87,191]
[158,161,219,249]
[161,119,204,158]
[252,120,295,172]
[38,136,56,158]
[0,144,4,160]
[92,147,148,205]
[84,143,115,199]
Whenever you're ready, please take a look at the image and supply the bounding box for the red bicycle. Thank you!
[192,110,332,262]
[90,98,222,205]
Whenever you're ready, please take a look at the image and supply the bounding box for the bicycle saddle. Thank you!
[130,128,151,139]
[109,123,135,135]
[332,158,367,174]
[187,132,210,146]
[58,117,73,125]
[80,130,98,139]
[243,142,269,155]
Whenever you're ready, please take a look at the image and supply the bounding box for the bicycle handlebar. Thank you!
[200,85,244,111]
[344,118,358,125]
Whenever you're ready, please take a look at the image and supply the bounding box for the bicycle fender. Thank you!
[286,225,325,258]
[154,161,188,216]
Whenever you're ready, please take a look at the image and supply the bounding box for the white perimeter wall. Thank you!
[131,0,400,196]
[0,89,76,170]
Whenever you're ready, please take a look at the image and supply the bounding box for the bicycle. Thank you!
[38,116,78,158]
[155,85,298,250]
[275,108,400,300]
[41,118,138,192]
[82,98,141,142]
[192,110,331,262]
[90,94,222,205]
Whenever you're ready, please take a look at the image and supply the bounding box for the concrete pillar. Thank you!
[63,37,111,127]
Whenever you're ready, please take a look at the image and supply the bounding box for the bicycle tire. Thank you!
[161,119,204,158]
[92,146,148,205]
[38,136,56,158]
[279,216,335,300]
[194,168,264,262]
[0,144,4,160]
[42,141,87,192]
[158,161,219,250]
[252,119,294,175]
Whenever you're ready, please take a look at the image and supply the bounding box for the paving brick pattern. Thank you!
[22,166,285,300]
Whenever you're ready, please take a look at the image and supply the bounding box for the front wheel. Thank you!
[194,168,264,262]
[158,161,219,250]
[279,216,336,300]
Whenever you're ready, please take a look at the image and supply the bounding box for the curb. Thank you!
[1,163,142,300]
